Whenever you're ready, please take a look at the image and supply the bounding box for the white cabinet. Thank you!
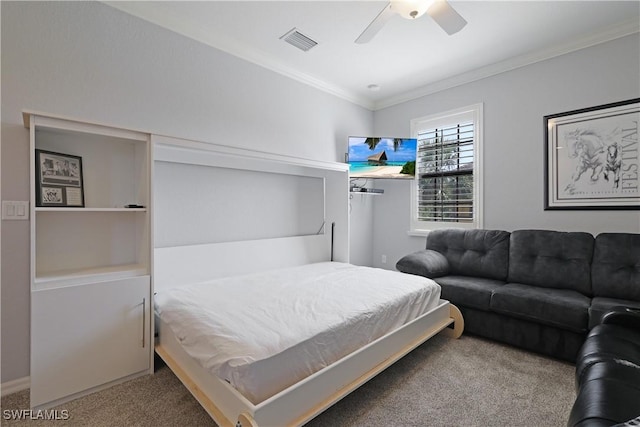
[30,277,151,407]
[25,112,153,408]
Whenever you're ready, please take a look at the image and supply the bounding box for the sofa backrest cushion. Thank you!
[508,230,594,294]
[426,229,510,280]
[592,233,640,302]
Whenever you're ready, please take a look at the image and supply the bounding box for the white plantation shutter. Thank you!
[417,122,474,222]
[410,105,483,231]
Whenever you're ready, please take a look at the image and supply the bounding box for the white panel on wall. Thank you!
[154,161,325,247]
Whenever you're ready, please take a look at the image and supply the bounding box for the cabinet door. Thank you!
[31,276,151,408]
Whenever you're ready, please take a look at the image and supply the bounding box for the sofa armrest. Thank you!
[601,306,640,330]
[396,250,450,279]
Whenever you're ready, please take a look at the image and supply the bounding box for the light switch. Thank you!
[2,201,29,220]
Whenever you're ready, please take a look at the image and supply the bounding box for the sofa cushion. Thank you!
[575,324,640,387]
[434,275,505,311]
[507,230,594,295]
[581,360,640,390]
[426,229,510,281]
[589,297,640,329]
[490,283,590,333]
[396,249,450,278]
[592,233,640,302]
[568,361,640,427]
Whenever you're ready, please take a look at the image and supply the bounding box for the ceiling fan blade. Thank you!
[427,0,467,35]
[355,3,395,44]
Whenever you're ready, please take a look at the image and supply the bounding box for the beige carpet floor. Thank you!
[1,334,575,426]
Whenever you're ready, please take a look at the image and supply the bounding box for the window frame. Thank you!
[409,103,484,235]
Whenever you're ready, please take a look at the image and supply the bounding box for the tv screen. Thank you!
[347,136,417,179]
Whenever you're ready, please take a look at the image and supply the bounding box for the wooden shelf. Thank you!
[35,207,147,212]
[34,264,149,290]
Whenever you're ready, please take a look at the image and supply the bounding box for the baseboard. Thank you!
[1,376,30,396]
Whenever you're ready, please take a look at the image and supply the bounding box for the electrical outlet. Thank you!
[381,254,387,264]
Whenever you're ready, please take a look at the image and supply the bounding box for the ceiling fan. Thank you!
[355,0,467,44]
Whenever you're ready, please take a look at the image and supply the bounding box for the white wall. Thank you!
[363,34,640,270]
[348,191,377,266]
[0,1,372,383]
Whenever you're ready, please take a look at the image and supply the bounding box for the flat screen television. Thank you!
[347,136,417,179]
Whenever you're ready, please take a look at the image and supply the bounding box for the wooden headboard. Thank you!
[152,135,349,292]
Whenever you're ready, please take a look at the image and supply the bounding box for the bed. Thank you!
[154,258,463,426]
[156,261,442,404]
[151,135,464,426]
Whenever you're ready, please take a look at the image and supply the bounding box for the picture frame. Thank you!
[35,149,85,207]
[544,98,640,210]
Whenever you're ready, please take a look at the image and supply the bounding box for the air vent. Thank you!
[280,28,318,52]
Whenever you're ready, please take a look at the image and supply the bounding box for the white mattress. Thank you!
[155,262,441,404]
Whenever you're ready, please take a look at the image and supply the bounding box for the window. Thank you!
[410,104,483,233]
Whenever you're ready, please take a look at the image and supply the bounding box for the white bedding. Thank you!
[155,262,441,404]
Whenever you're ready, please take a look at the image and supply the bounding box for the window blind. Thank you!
[416,122,474,222]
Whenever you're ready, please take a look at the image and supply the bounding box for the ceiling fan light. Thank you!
[391,0,434,20]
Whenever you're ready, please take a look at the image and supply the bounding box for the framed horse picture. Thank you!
[544,98,640,210]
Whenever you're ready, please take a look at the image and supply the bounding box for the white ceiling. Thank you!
[105,1,640,110]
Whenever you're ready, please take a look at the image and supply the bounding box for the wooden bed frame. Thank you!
[151,135,464,426]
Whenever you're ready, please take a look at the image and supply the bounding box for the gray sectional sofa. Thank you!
[396,228,640,362]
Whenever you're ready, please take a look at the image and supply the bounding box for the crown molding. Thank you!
[373,19,640,110]
[104,2,637,112]
[103,1,375,110]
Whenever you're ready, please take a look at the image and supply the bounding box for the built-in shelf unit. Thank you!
[24,111,153,409]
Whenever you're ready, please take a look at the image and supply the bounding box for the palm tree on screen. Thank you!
[364,137,404,152]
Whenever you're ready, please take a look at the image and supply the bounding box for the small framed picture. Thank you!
[544,98,640,210]
[35,149,84,207]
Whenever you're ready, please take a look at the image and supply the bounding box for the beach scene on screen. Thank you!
[348,137,417,179]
